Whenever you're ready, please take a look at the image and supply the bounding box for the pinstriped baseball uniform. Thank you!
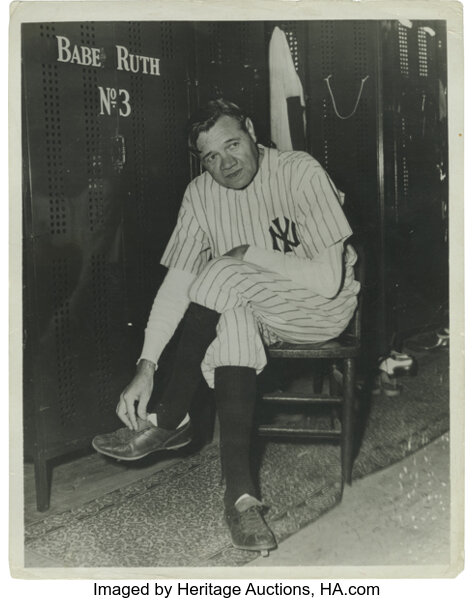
[161,146,360,387]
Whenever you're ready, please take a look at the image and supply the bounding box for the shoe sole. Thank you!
[231,541,277,553]
[91,437,192,461]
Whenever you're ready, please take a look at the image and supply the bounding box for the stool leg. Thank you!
[329,362,342,430]
[342,358,356,486]
[33,452,50,512]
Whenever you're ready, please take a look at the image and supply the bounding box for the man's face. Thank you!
[196,115,260,190]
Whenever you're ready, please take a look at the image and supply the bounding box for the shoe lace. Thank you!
[114,421,151,442]
[115,428,135,442]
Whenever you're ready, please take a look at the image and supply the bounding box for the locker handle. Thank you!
[112,134,126,173]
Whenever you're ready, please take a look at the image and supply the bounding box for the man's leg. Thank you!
[189,256,356,354]
[92,302,219,460]
[185,256,353,553]
[215,364,276,553]
[152,302,220,430]
[188,275,278,552]
[215,366,257,508]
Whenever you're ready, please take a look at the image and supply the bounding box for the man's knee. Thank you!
[188,256,242,305]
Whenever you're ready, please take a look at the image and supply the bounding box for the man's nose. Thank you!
[221,152,236,170]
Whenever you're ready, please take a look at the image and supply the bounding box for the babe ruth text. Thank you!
[55,35,161,118]
[56,35,161,75]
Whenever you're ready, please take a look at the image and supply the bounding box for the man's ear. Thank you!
[245,117,257,143]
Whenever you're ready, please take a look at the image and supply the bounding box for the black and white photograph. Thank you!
[9,0,464,580]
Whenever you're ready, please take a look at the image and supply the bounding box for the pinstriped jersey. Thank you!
[162,145,353,273]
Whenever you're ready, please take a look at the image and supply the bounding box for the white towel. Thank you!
[269,26,306,151]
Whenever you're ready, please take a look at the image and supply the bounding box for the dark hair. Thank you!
[187,99,248,155]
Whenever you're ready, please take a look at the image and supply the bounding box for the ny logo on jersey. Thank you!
[269,217,301,253]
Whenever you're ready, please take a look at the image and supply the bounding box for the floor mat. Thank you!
[24,350,449,568]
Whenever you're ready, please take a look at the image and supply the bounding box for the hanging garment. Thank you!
[269,26,306,151]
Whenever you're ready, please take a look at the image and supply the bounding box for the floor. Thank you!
[253,432,451,566]
[22,340,452,569]
[23,430,451,568]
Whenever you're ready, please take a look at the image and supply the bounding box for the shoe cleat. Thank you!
[372,371,401,397]
[225,496,277,554]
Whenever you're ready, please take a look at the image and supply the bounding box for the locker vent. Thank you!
[353,22,370,204]
[126,24,149,300]
[208,23,223,65]
[128,21,146,230]
[323,137,329,170]
[398,25,409,76]
[80,24,105,232]
[42,62,66,236]
[79,23,96,47]
[237,23,252,67]
[129,21,142,54]
[322,97,332,171]
[39,23,56,39]
[286,30,300,72]
[160,22,175,59]
[401,117,409,198]
[131,76,147,298]
[320,22,335,170]
[130,74,146,227]
[417,29,428,77]
[321,22,335,76]
[91,254,113,415]
[353,22,368,77]
[52,258,77,426]
[278,21,307,82]
[163,78,179,185]
[354,96,370,202]
[236,23,257,115]
[402,156,409,198]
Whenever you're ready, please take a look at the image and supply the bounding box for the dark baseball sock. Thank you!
[215,366,258,510]
[154,302,220,430]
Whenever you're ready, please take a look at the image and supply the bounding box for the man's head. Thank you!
[187,100,260,190]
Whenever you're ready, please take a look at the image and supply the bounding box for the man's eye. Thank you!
[206,154,216,164]
[229,142,239,149]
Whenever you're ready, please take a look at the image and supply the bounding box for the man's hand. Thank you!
[224,245,249,260]
[117,359,155,430]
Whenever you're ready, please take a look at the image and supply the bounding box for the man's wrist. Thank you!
[136,358,157,374]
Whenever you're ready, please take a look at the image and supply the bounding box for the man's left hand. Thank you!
[224,245,249,259]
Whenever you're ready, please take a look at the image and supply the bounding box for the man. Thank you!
[92,99,360,555]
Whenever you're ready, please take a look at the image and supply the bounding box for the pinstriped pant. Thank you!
[188,255,359,388]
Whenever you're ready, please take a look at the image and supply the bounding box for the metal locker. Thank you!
[285,21,384,358]
[22,22,132,462]
[193,22,270,149]
[22,21,194,510]
[381,20,448,343]
[298,20,448,353]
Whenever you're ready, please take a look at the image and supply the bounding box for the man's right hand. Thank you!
[117,359,155,430]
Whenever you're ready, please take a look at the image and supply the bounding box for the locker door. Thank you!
[22,22,135,465]
[303,21,384,356]
[382,20,448,340]
[23,21,196,508]
[305,21,380,230]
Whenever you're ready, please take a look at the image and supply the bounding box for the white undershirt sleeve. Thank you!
[138,268,197,368]
[244,242,343,298]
